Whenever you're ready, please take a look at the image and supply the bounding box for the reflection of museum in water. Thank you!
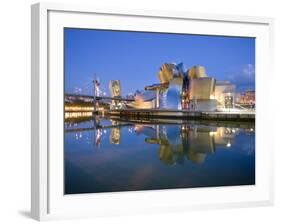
[92,119,254,166]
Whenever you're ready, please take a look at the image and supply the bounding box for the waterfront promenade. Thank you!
[104,109,255,122]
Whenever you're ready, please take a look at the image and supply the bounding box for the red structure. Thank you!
[239,90,255,105]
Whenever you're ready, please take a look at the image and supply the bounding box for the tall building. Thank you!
[109,80,126,109]
[109,80,121,97]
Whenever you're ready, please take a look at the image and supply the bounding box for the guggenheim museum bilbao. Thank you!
[116,62,255,112]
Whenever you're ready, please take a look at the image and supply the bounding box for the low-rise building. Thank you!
[239,90,255,105]
[214,81,236,109]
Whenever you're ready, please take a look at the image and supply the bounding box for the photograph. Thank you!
[64,28,256,195]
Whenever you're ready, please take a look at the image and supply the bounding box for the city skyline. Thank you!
[64,28,255,95]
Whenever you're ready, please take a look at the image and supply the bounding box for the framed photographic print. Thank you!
[31,2,274,221]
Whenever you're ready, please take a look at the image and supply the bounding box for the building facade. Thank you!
[238,90,255,106]
[214,81,236,109]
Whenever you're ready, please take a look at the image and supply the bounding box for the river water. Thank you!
[64,116,255,194]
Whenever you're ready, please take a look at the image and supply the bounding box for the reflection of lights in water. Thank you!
[181,126,188,131]
[74,122,254,167]
[96,129,102,147]
[209,131,217,136]
[134,125,143,133]
[110,128,121,145]
[65,111,93,119]
[225,128,231,134]
[65,112,93,118]
[250,128,254,132]
[75,132,83,140]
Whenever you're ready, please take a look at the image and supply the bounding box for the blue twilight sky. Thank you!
[64,28,255,95]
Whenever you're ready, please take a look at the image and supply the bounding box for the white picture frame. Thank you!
[31,2,274,221]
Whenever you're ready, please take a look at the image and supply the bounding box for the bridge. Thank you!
[65,93,135,103]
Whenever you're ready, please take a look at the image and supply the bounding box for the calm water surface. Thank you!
[64,116,255,194]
